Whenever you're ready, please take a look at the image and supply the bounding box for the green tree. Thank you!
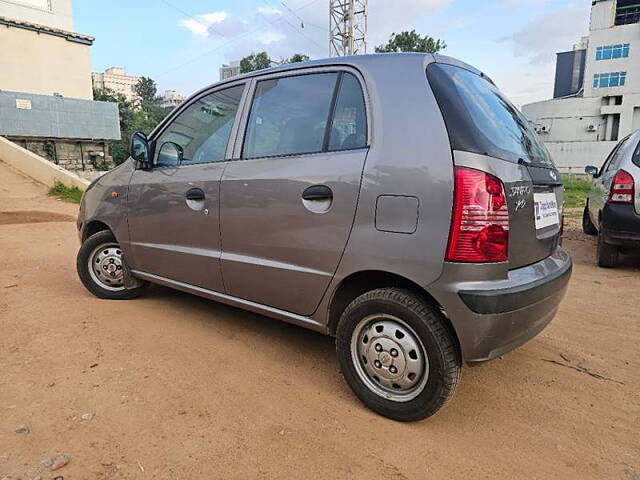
[286,53,309,64]
[94,83,172,165]
[375,30,446,53]
[133,76,158,103]
[240,52,272,73]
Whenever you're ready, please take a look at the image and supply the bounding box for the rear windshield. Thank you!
[427,63,555,168]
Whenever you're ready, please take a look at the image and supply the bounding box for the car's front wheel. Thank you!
[77,230,146,299]
[336,288,461,422]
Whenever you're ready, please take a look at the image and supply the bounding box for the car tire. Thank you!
[336,288,461,422]
[596,225,618,268]
[77,230,146,300]
[582,205,597,236]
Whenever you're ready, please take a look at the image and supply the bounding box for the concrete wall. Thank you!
[0,135,89,189]
[523,96,606,142]
[547,141,617,173]
[0,0,73,30]
[0,23,93,99]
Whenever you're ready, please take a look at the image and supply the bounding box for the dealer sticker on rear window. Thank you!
[533,192,560,230]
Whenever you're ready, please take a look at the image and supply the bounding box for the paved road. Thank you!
[1,160,638,479]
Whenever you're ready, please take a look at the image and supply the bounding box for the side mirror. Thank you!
[584,165,599,177]
[157,141,185,166]
[131,131,150,168]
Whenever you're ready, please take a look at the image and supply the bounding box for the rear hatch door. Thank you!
[427,60,563,268]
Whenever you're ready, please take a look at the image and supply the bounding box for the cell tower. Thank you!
[329,0,367,57]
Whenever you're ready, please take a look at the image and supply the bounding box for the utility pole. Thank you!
[329,0,367,56]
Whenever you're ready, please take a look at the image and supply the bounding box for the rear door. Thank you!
[127,83,245,291]
[219,69,369,315]
[428,62,564,268]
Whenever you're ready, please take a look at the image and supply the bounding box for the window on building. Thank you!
[615,0,640,26]
[593,72,627,88]
[595,44,630,61]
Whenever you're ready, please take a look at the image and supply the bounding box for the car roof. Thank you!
[192,52,485,96]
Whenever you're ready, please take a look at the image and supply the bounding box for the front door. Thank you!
[220,70,369,316]
[127,83,245,292]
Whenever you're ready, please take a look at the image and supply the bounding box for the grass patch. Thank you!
[563,175,592,209]
[48,181,83,204]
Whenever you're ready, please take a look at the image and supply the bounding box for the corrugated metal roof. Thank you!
[0,91,121,140]
[0,15,94,44]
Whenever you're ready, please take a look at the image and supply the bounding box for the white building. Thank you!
[160,89,184,109]
[219,61,241,81]
[91,67,140,101]
[522,0,640,172]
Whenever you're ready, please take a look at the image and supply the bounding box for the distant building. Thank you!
[523,0,640,172]
[160,89,185,109]
[92,67,141,101]
[219,61,241,81]
[0,0,120,176]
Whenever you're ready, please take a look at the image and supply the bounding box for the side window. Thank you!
[633,140,640,168]
[599,142,622,175]
[243,73,338,159]
[155,85,244,167]
[328,73,367,151]
[604,137,628,173]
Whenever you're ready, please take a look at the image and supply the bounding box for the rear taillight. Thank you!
[446,167,509,263]
[609,170,634,203]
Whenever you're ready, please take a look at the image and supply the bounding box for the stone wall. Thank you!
[7,138,114,173]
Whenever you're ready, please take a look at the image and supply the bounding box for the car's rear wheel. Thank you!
[582,205,597,236]
[336,288,461,422]
[596,225,618,268]
[77,230,146,299]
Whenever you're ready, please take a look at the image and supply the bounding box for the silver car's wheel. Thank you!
[350,314,429,402]
[77,230,146,300]
[87,243,125,291]
[336,288,461,421]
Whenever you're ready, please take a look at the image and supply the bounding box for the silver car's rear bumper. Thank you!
[429,247,572,364]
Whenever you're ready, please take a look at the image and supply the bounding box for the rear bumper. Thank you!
[602,203,640,247]
[429,247,572,364]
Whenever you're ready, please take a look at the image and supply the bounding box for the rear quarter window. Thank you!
[427,63,554,168]
[633,138,640,168]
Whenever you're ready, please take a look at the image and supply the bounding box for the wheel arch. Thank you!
[326,270,460,351]
[82,220,112,242]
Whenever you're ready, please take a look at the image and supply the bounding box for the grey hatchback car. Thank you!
[76,53,572,421]
[583,130,640,267]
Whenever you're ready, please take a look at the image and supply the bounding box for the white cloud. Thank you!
[259,30,286,45]
[498,2,589,64]
[258,6,282,17]
[178,11,229,38]
[497,0,546,10]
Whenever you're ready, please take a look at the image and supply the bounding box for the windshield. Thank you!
[427,63,555,168]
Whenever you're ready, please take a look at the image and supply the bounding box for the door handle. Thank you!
[186,188,205,201]
[302,185,333,201]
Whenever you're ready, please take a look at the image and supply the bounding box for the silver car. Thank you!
[583,130,640,267]
[76,54,572,421]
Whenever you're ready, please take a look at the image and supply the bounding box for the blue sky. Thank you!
[73,0,591,107]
